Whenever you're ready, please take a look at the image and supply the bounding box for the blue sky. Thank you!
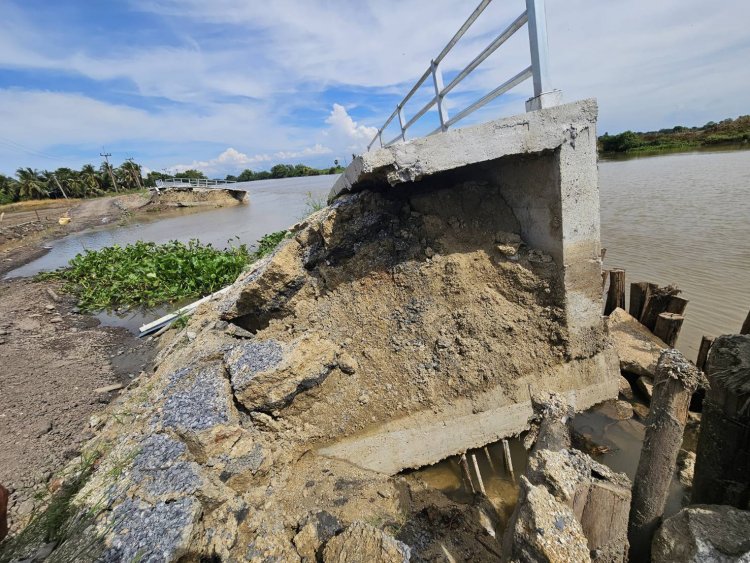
[1,0,749,177]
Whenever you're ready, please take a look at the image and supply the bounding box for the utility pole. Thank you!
[51,174,68,199]
[100,152,119,193]
[126,157,143,190]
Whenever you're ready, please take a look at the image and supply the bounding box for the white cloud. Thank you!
[170,144,332,176]
[324,104,378,153]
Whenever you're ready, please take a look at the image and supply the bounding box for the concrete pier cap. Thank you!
[320,99,619,474]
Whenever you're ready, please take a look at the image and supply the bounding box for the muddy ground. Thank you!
[0,193,208,536]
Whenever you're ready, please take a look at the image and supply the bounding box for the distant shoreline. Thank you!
[599,142,750,160]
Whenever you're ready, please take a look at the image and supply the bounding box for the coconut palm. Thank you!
[15,167,47,200]
[80,164,103,197]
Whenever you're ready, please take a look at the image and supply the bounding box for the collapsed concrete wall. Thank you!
[6,100,619,562]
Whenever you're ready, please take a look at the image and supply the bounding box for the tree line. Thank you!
[599,115,750,154]
[0,161,151,204]
[0,161,346,204]
[225,163,344,182]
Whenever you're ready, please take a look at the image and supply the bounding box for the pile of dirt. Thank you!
[0,178,607,561]
[146,187,247,209]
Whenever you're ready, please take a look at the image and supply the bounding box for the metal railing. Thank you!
[154,178,237,189]
[367,0,559,150]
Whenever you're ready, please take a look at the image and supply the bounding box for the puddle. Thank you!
[411,400,689,528]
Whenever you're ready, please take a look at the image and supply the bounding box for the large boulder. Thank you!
[322,521,411,563]
[607,308,667,378]
[652,505,750,562]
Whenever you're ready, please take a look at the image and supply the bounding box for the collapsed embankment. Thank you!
[1,100,620,561]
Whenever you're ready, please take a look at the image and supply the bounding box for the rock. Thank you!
[225,335,338,411]
[94,383,124,394]
[0,483,8,541]
[632,402,650,421]
[636,376,653,403]
[677,450,696,488]
[502,477,591,563]
[424,247,434,258]
[50,316,63,324]
[186,331,197,342]
[322,521,411,563]
[294,511,343,561]
[45,304,56,311]
[652,505,750,562]
[16,497,34,517]
[618,376,634,401]
[607,307,667,378]
[598,400,633,421]
[337,352,358,375]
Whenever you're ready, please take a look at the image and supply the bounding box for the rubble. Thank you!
[606,307,667,378]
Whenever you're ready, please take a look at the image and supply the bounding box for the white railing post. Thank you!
[431,60,449,132]
[397,105,407,142]
[525,0,561,111]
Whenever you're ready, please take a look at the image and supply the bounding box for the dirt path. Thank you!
[0,277,157,534]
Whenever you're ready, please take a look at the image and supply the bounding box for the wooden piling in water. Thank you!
[502,439,515,483]
[696,336,714,371]
[470,453,487,496]
[692,334,750,508]
[666,295,689,315]
[629,282,652,321]
[604,269,626,316]
[640,285,681,330]
[459,454,476,494]
[628,348,705,562]
[653,312,685,347]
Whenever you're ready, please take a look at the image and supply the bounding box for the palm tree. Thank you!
[80,164,103,197]
[16,168,47,200]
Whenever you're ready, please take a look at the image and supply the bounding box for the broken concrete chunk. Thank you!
[618,376,634,401]
[158,363,235,432]
[322,521,411,563]
[607,307,667,378]
[636,376,654,403]
[294,510,343,562]
[502,477,591,563]
[337,352,358,375]
[651,505,750,562]
[226,335,338,412]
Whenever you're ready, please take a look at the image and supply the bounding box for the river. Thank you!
[6,151,749,360]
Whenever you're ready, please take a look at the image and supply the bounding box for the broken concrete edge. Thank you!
[319,351,619,474]
[328,98,598,202]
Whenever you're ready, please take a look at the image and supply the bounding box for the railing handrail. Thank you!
[368,0,559,151]
[154,178,238,189]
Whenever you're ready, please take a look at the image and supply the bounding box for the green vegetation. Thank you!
[225,163,345,183]
[36,231,290,313]
[253,230,289,260]
[0,161,146,204]
[38,240,252,312]
[599,115,750,155]
[0,450,104,563]
[304,190,326,215]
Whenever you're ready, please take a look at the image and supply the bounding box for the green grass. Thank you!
[253,230,288,260]
[38,239,251,312]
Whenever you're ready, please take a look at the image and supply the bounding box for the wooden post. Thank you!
[665,295,689,315]
[502,439,516,483]
[459,454,476,494]
[692,335,750,508]
[696,336,714,371]
[640,285,680,331]
[471,453,487,495]
[629,282,652,321]
[628,349,705,562]
[653,312,685,347]
[741,309,750,335]
[604,269,626,316]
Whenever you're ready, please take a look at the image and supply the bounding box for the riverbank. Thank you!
[0,190,249,536]
[0,189,246,277]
